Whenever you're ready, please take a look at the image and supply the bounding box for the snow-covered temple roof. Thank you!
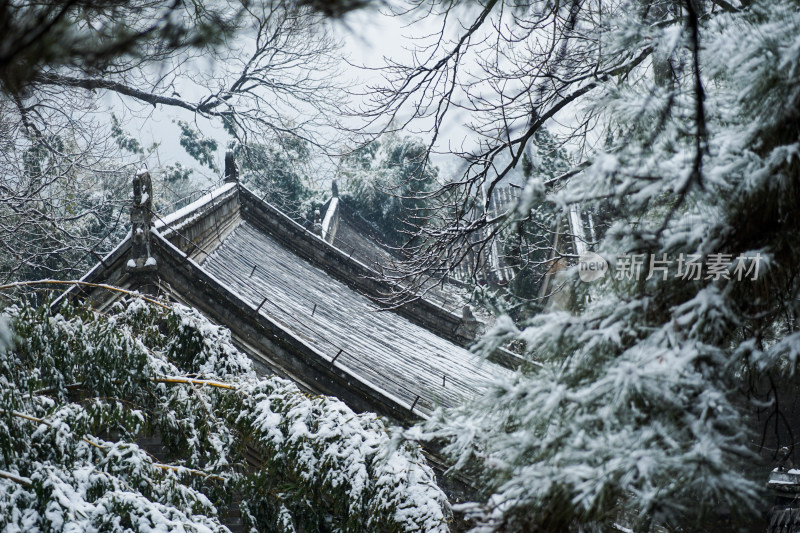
[317,189,399,271]
[64,166,517,422]
[768,468,800,533]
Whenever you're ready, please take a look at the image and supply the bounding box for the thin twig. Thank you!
[0,280,170,310]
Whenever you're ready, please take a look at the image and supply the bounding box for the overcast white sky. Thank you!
[106,6,428,191]
[105,3,533,198]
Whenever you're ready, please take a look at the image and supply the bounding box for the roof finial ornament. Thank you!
[331,180,338,198]
[127,168,157,272]
[224,149,239,183]
[313,208,323,236]
[455,304,480,339]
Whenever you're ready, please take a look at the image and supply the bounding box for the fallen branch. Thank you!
[0,280,170,310]
[156,377,237,390]
[0,470,32,486]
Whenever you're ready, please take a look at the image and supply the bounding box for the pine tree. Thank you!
[403,0,800,530]
[338,133,438,247]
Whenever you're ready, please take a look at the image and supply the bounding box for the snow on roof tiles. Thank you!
[202,221,509,416]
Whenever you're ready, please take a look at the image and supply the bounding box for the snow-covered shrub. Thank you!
[0,298,450,532]
[230,379,450,532]
[0,301,229,532]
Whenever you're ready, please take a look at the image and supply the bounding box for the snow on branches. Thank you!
[393,0,800,531]
[0,298,450,532]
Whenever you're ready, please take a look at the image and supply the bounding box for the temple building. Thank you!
[60,155,519,425]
